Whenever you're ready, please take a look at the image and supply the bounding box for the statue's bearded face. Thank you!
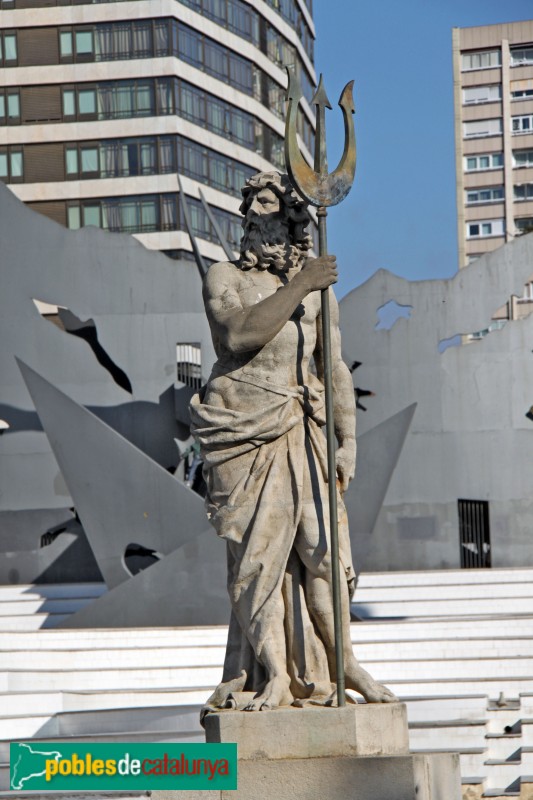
[240,188,302,273]
[238,172,313,272]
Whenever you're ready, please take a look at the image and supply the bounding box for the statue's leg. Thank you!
[295,448,397,704]
[224,502,298,711]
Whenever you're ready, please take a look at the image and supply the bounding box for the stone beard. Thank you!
[190,171,396,713]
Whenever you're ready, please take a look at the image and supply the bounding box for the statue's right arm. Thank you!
[203,258,338,354]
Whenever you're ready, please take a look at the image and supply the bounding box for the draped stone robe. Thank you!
[190,367,355,711]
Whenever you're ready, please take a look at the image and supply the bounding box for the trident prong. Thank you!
[284,68,356,206]
[284,70,357,709]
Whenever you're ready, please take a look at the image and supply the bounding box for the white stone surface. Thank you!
[2,568,533,793]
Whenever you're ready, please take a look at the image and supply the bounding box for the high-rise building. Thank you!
[452,20,533,272]
[0,0,316,264]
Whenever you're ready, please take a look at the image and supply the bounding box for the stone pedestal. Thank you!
[153,703,461,800]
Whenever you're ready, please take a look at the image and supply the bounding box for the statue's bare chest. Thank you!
[237,272,321,328]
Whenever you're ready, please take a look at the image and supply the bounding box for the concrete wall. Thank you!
[0,181,213,515]
[339,233,533,571]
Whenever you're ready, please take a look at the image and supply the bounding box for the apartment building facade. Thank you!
[453,20,533,274]
[0,0,316,264]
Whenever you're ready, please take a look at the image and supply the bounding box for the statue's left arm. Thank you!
[315,288,356,493]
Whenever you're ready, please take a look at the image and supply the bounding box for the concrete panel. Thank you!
[0,524,102,585]
[61,529,229,628]
[0,182,214,516]
[343,404,416,570]
[18,361,209,589]
[340,233,533,570]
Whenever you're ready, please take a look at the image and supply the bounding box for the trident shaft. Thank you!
[285,68,356,707]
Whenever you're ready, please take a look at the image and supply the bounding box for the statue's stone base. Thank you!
[204,702,410,759]
[152,704,461,800]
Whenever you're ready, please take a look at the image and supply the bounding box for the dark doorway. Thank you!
[458,499,491,568]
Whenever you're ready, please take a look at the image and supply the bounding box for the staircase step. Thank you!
[0,614,71,631]
[3,665,221,693]
[355,582,533,602]
[352,597,533,619]
[0,703,202,741]
[0,598,97,616]
[356,568,533,587]
[0,645,226,669]
[0,583,105,601]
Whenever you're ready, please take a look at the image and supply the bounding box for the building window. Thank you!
[510,46,533,66]
[465,153,503,171]
[512,115,533,134]
[511,88,533,100]
[67,206,81,229]
[79,89,96,115]
[62,87,97,118]
[519,282,533,301]
[265,23,313,105]
[0,148,23,182]
[59,28,95,60]
[53,18,284,107]
[76,30,94,57]
[463,85,501,105]
[83,205,101,227]
[180,0,260,45]
[59,31,73,57]
[61,134,250,195]
[467,219,504,238]
[173,20,256,97]
[514,149,533,168]
[55,77,283,163]
[67,204,101,229]
[514,183,533,201]
[0,31,17,65]
[80,146,98,174]
[461,50,501,71]
[176,78,255,148]
[516,218,533,234]
[65,148,78,175]
[0,90,21,125]
[176,343,202,390]
[65,191,242,244]
[464,118,503,138]
[466,186,504,204]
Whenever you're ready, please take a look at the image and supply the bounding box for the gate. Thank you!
[458,499,491,568]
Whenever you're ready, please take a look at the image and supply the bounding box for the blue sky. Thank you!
[312,1,533,297]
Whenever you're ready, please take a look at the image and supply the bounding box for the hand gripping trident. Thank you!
[285,68,356,707]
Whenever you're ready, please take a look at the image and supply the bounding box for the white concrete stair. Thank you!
[2,568,533,797]
[0,582,106,631]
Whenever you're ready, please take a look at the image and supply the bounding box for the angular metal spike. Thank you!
[311,74,332,110]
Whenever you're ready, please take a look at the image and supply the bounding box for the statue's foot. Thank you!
[346,665,398,703]
[204,673,247,710]
[244,676,292,711]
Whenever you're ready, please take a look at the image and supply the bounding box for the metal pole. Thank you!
[317,206,345,706]
[285,69,356,707]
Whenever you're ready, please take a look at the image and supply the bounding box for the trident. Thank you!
[285,68,356,707]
